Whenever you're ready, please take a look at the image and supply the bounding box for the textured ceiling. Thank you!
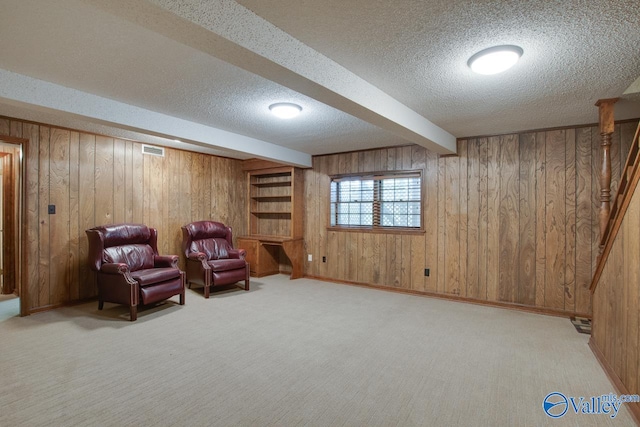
[0,0,639,163]
[237,0,640,136]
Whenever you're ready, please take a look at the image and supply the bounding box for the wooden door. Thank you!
[0,152,15,294]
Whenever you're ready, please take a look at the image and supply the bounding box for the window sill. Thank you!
[326,226,425,235]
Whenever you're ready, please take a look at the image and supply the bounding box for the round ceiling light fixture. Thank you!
[269,102,302,119]
[468,45,523,75]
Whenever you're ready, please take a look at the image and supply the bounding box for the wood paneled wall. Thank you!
[591,167,640,415]
[589,123,640,420]
[304,121,638,315]
[0,116,247,313]
[3,112,638,316]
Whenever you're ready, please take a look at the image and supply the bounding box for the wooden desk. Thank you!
[237,236,304,279]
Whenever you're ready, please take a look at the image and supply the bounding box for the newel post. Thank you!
[595,98,618,248]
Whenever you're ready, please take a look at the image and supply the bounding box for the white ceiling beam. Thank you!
[624,76,640,95]
[0,69,312,167]
[85,0,457,155]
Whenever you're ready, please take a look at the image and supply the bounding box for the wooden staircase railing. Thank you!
[590,121,640,291]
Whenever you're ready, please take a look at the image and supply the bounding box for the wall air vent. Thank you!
[142,144,165,157]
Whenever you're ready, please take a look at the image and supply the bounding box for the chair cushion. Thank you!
[208,258,246,271]
[130,267,181,286]
[104,244,155,272]
[139,276,184,305]
[97,224,151,247]
[185,221,228,240]
[191,238,232,260]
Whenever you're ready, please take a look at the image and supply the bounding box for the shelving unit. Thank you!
[239,165,304,278]
[247,167,302,239]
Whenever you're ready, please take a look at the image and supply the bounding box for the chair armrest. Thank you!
[185,253,211,285]
[100,263,130,274]
[155,255,179,268]
[99,263,138,287]
[228,249,246,260]
[187,252,207,261]
[186,252,210,270]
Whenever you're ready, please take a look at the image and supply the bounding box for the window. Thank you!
[330,171,422,230]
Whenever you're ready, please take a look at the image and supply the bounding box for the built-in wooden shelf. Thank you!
[250,211,292,215]
[241,164,304,280]
[251,181,292,188]
[251,196,292,202]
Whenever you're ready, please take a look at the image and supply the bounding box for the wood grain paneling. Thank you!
[132,143,144,222]
[38,126,50,307]
[436,153,446,293]
[534,132,546,309]
[1,115,247,312]
[69,131,80,301]
[409,146,426,292]
[623,180,639,394]
[78,133,96,299]
[466,139,480,300]
[477,138,488,301]
[23,123,40,306]
[49,128,71,305]
[444,154,460,296]
[123,141,134,223]
[486,136,500,302]
[565,129,577,313]
[95,136,114,226]
[545,130,566,310]
[305,120,639,315]
[424,149,438,293]
[499,134,519,303]
[518,133,536,306]
[166,145,180,263]
[590,121,640,422]
[575,127,593,314]
[458,141,468,298]
[4,111,639,318]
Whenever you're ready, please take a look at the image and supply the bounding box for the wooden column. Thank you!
[595,98,618,246]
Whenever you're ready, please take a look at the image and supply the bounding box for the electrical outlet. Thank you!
[308,254,313,262]
[48,204,56,214]
[424,268,430,277]
[322,256,326,263]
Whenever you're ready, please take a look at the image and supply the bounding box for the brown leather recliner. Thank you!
[86,223,185,321]
[181,221,250,298]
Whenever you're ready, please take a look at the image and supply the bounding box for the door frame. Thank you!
[0,135,28,316]
[0,152,16,295]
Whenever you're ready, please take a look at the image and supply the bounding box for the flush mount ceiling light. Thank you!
[468,45,523,75]
[269,102,302,119]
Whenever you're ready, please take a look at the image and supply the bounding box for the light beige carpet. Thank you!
[0,275,634,426]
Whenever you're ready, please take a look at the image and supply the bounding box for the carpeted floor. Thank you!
[0,276,634,426]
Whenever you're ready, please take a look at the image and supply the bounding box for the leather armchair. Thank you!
[181,221,250,298]
[86,223,185,321]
